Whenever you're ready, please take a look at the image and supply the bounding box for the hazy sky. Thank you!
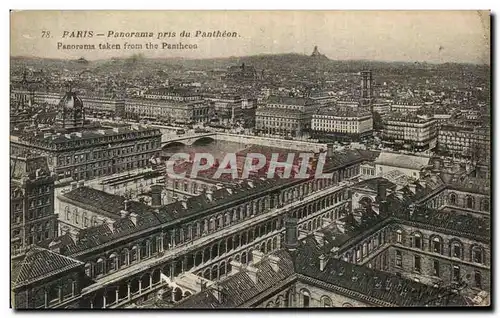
[10,10,490,64]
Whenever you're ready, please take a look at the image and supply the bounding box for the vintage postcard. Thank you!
[10,10,491,309]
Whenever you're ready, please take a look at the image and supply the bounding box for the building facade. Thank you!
[381,115,437,152]
[311,109,373,142]
[10,156,58,257]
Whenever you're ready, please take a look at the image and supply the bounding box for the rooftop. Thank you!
[374,152,431,171]
[11,246,83,289]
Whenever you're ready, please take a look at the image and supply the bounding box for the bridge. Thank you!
[161,132,326,152]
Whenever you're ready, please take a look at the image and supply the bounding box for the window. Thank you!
[431,236,442,254]
[433,260,440,277]
[414,255,421,272]
[395,250,402,268]
[472,246,484,264]
[474,271,482,289]
[321,296,333,307]
[413,233,422,249]
[480,199,489,212]
[466,196,475,209]
[451,241,462,259]
[452,265,460,282]
[396,230,402,243]
[449,193,457,205]
[301,290,310,307]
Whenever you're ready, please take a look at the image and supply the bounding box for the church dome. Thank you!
[59,91,83,109]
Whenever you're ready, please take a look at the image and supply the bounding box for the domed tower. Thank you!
[56,88,85,129]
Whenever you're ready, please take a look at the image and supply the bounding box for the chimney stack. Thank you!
[229,260,244,275]
[284,216,299,252]
[246,265,259,284]
[48,239,62,254]
[120,200,130,218]
[71,181,77,190]
[327,143,334,157]
[319,254,326,271]
[314,231,325,247]
[151,184,162,208]
[377,182,387,202]
[129,212,138,226]
[206,189,213,202]
[268,255,280,272]
[107,219,116,233]
[251,250,264,265]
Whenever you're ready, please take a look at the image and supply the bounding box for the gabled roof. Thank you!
[11,246,83,289]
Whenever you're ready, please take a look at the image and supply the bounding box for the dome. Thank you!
[59,91,83,109]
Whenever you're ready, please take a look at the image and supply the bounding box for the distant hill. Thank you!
[11,53,490,76]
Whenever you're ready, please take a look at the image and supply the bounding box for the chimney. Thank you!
[78,180,84,188]
[246,265,259,284]
[48,239,62,254]
[229,260,244,275]
[179,196,188,210]
[206,189,213,202]
[377,182,387,202]
[151,184,162,208]
[268,255,280,272]
[319,254,326,271]
[314,231,325,247]
[327,143,334,157]
[335,219,346,234]
[120,200,130,218]
[107,219,116,233]
[129,212,138,226]
[251,250,264,265]
[71,181,78,190]
[284,216,299,252]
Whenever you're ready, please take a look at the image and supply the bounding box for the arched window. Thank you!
[412,232,423,249]
[480,199,489,212]
[430,236,442,254]
[65,206,70,220]
[321,296,333,307]
[450,240,463,259]
[275,295,284,308]
[96,258,105,276]
[449,193,457,205]
[343,302,353,307]
[300,289,311,307]
[466,196,475,209]
[396,229,403,243]
[472,245,484,264]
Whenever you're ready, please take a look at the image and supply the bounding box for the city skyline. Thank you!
[11,11,490,64]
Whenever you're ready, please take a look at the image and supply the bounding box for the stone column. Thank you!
[127,282,131,300]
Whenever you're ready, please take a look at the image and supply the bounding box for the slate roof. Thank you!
[55,149,373,256]
[397,206,490,242]
[351,177,397,193]
[11,246,83,289]
[62,186,156,217]
[174,249,295,308]
[267,96,315,106]
[374,152,431,171]
[174,238,468,308]
[295,237,468,307]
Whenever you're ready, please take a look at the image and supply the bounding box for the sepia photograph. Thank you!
[9,10,491,309]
